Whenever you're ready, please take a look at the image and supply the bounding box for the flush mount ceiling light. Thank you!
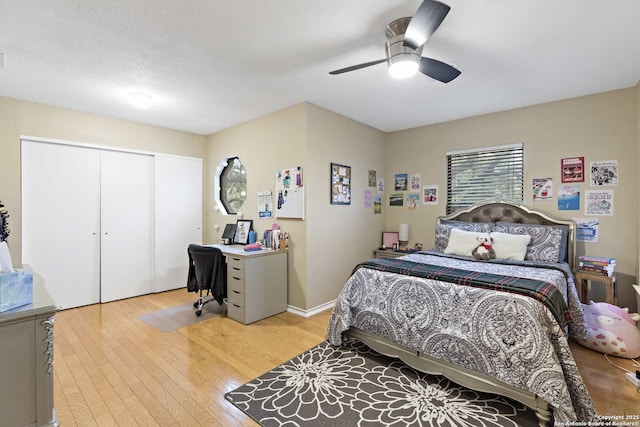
[128,92,154,108]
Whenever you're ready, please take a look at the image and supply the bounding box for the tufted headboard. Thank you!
[438,198,577,270]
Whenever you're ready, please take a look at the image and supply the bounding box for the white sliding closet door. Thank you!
[21,141,101,309]
[154,155,202,292]
[100,150,154,302]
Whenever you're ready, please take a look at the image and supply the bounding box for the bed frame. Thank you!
[344,198,577,427]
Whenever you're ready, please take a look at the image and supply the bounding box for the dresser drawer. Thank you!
[227,302,245,324]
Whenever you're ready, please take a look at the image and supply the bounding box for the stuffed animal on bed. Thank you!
[577,301,640,359]
[471,234,496,260]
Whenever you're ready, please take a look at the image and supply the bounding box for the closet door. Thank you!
[100,150,154,302]
[21,141,101,309]
[154,155,203,293]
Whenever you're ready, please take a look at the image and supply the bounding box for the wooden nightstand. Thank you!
[574,271,617,304]
[373,249,406,259]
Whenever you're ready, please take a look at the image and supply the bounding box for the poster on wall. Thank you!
[394,173,408,191]
[561,157,584,183]
[364,189,372,208]
[374,196,382,214]
[410,173,421,191]
[590,160,618,186]
[532,178,553,201]
[258,191,273,218]
[368,170,376,187]
[276,167,304,219]
[376,177,385,194]
[423,185,438,205]
[390,193,403,206]
[585,189,614,216]
[405,193,419,210]
[557,184,580,210]
[575,218,599,243]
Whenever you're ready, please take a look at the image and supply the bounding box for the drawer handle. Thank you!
[232,267,240,271]
[233,290,240,294]
[232,276,241,280]
[233,304,240,308]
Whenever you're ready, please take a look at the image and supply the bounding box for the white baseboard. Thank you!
[287,299,336,317]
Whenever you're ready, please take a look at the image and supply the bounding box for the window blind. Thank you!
[446,143,523,214]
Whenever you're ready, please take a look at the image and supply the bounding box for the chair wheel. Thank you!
[195,309,202,316]
[193,301,199,308]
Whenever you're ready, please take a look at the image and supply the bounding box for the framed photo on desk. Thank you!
[234,219,253,244]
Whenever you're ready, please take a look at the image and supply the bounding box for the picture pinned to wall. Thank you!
[363,189,372,208]
[558,184,580,210]
[330,163,351,205]
[590,160,618,186]
[532,178,553,201]
[405,193,419,210]
[394,173,408,191]
[368,170,376,187]
[389,193,403,206]
[423,185,438,205]
[575,218,599,243]
[258,191,273,218]
[376,177,385,194]
[410,173,421,191]
[374,195,382,214]
[561,157,584,183]
[585,189,614,216]
[276,167,304,219]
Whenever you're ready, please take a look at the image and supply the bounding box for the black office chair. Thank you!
[186,244,226,316]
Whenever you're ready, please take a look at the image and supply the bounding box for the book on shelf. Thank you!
[578,255,616,265]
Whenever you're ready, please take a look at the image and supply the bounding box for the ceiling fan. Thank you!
[329,0,461,83]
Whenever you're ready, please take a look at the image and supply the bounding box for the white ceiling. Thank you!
[1,1,639,136]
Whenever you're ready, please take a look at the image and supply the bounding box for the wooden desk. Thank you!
[574,271,616,304]
[210,244,288,324]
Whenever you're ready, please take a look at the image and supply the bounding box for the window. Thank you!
[446,143,523,214]
[215,156,247,215]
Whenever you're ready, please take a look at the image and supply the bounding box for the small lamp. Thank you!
[399,223,409,248]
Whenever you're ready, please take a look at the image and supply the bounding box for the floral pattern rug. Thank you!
[225,339,539,427]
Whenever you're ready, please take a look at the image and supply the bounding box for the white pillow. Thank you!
[490,232,531,261]
[444,228,485,257]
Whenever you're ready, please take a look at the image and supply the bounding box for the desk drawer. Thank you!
[227,273,245,293]
[227,302,245,324]
[227,287,244,305]
[227,256,245,272]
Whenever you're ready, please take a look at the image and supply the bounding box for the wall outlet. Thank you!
[626,372,640,387]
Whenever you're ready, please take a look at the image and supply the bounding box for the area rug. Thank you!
[137,300,225,332]
[225,338,540,427]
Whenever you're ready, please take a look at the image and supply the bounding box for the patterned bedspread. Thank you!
[327,251,598,423]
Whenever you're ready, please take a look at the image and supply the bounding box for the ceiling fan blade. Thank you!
[404,0,451,50]
[329,58,387,75]
[418,57,461,83]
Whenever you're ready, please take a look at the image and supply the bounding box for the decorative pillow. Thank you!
[490,232,531,261]
[576,301,640,359]
[444,228,486,257]
[494,222,568,263]
[433,220,493,252]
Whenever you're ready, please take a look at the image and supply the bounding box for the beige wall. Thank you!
[206,103,387,311]
[0,96,207,265]
[206,104,308,309]
[386,88,638,311]
[305,104,386,310]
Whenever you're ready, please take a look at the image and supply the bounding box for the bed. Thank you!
[327,198,599,426]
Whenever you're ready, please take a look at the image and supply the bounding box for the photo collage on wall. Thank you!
[390,172,438,209]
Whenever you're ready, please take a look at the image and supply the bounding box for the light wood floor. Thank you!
[53,289,640,426]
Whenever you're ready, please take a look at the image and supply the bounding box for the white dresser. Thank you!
[0,278,59,427]
[211,245,288,324]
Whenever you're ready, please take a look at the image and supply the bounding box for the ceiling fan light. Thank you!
[389,59,419,79]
